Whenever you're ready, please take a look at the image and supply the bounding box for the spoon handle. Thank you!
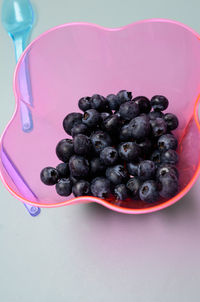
[15,39,39,214]
[1,146,41,217]
[13,34,26,62]
[13,31,34,131]
[11,11,40,215]
[23,203,41,216]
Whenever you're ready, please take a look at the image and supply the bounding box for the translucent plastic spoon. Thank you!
[1,0,40,216]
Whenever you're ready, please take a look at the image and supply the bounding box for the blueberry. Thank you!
[111,135,121,148]
[56,139,74,162]
[150,117,167,137]
[73,134,92,156]
[114,111,121,118]
[40,167,59,185]
[102,114,120,133]
[140,112,150,119]
[148,111,164,120]
[151,95,169,111]
[56,178,72,196]
[129,115,150,139]
[133,96,151,113]
[90,130,112,154]
[82,109,100,128]
[106,165,128,185]
[107,94,120,110]
[158,168,178,183]
[139,180,159,202]
[156,164,179,179]
[119,124,131,141]
[69,175,79,185]
[100,147,118,166]
[90,157,106,176]
[138,160,156,181]
[72,180,91,197]
[114,184,128,201]
[126,177,141,197]
[69,155,90,178]
[117,90,132,105]
[90,177,111,199]
[90,94,108,112]
[78,96,91,111]
[157,134,178,152]
[56,163,69,178]
[126,162,138,176]
[118,142,140,162]
[119,101,140,121]
[161,149,179,165]
[63,112,82,135]
[71,123,89,137]
[159,174,178,198]
[100,112,111,122]
[164,113,179,130]
[137,138,152,157]
[150,150,162,165]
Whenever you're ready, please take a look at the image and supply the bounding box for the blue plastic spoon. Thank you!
[1,0,40,217]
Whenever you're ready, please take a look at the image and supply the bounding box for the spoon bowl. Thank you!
[1,19,200,214]
[2,0,34,60]
[2,0,33,33]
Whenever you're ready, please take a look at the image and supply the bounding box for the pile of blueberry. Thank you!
[40,90,179,204]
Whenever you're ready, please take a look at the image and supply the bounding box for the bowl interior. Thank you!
[1,20,200,212]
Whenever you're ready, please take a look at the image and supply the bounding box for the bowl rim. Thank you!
[1,18,200,214]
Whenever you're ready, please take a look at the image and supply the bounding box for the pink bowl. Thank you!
[1,18,200,214]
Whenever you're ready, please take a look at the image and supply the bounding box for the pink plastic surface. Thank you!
[1,19,200,214]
